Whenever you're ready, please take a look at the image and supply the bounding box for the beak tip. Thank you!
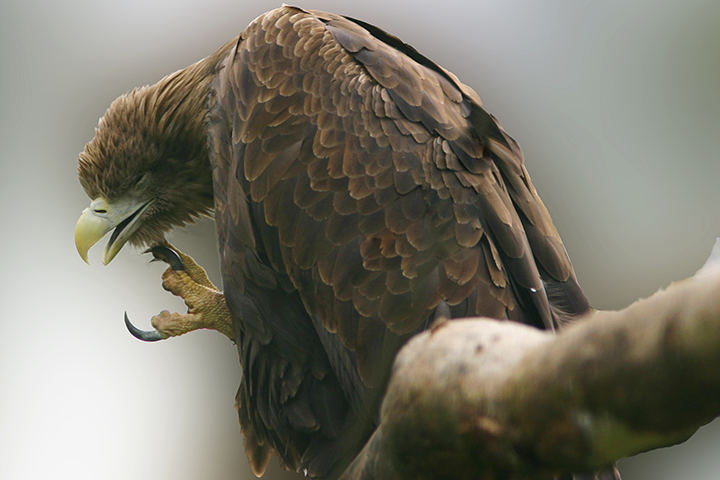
[75,243,90,264]
[102,247,118,265]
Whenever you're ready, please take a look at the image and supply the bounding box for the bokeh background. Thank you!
[1,0,719,478]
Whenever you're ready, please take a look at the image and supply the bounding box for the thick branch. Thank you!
[341,271,720,480]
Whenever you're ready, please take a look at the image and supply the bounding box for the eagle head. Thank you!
[74,70,214,265]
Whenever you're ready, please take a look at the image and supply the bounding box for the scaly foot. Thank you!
[124,244,234,342]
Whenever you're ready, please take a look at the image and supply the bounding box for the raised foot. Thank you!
[124,244,234,342]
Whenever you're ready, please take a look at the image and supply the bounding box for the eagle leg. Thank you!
[124,244,234,342]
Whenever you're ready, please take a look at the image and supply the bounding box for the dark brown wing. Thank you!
[207,6,590,477]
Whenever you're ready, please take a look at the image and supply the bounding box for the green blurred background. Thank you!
[1,0,718,478]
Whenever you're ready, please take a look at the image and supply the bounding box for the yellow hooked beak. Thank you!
[75,197,152,265]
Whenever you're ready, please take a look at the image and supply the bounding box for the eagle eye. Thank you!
[134,173,150,188]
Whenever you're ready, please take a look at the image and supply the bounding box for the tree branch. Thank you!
[341,265,720,479]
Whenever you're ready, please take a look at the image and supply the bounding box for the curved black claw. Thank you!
[145,245,185,271]
[124,312,165,342]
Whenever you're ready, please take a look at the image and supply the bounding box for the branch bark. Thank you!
[340,266,720,479]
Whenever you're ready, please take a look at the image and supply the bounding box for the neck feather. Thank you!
[80,37,239,205]
[130,36,239,169]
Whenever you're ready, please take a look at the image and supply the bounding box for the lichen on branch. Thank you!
[341,267,720,479]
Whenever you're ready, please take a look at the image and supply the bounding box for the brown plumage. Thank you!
[76,6,613,479]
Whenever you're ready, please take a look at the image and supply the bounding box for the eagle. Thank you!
[74,6,613,479]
